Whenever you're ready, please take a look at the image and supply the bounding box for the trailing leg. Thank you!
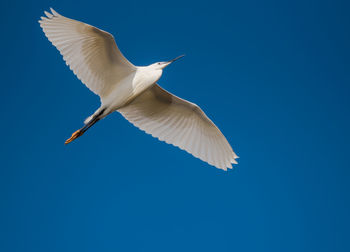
[65,108,105,144]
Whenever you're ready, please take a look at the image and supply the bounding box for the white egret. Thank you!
[39,8,238,170]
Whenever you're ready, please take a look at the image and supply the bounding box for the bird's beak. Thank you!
[168,54,185,63]
[163,54,185,68]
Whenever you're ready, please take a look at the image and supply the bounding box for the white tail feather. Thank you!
[84,115,93,124]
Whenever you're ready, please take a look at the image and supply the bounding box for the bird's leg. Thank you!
[65,109,105,144]
[64,128,85,144]
[65,117,100,144]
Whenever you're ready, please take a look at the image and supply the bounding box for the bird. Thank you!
[39,8,238,170]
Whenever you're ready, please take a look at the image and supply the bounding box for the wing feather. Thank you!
[118,84,238,170]
[39,8,136,98]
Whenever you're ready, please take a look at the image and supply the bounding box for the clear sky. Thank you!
[1,0,349,251]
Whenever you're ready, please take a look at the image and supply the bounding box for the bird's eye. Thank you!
[158,63,161,65]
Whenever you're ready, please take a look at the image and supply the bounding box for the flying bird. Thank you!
[39,8,238,170]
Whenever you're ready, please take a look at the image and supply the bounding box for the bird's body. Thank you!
[39,8,238,170]
[90,66,162,122]
[104,66,162,112]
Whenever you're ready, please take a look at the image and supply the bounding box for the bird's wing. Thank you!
[39,8,136,98]
[118,84,238,170]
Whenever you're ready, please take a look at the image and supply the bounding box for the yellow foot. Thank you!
[65,129,84,144]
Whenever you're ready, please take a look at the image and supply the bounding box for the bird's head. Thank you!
[151,55,185,70]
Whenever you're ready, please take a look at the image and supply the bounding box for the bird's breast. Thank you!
[132,69,162,94]
[101,69,162,112]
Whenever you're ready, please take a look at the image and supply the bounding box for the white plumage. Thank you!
[39,8,238,170]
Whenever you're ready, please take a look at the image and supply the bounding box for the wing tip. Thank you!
[219,155,239,171]
[44,11,53,18]
[50,7,60,16]
[40,7,60,22]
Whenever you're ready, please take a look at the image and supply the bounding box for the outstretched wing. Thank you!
[118,84,238,170]
[39,8,136,98]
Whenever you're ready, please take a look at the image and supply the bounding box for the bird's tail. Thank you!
[84,115,94,125]
[84,107,106,124]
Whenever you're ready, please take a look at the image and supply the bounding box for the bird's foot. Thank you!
[65,129,84,144]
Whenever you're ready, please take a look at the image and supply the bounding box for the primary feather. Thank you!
[39,8,135,98]
[119,84,238,170]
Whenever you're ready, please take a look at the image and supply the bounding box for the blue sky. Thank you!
[1,0,349,251]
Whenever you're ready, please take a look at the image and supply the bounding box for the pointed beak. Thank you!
[168,54,185,63]
[163,54,185,68]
